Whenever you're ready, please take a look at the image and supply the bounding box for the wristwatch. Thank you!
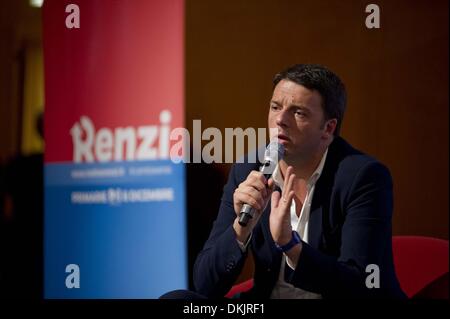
[275,231,301,252]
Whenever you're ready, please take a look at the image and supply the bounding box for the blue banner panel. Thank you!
[44,161,187,298]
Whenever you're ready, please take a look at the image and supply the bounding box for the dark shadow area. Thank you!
[0,153,43,299]
[186,161,226,291]
[0,114,43,299]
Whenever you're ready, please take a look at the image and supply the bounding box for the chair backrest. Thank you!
[392,236,449,298]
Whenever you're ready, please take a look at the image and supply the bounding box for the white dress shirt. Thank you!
[270,148,328,299]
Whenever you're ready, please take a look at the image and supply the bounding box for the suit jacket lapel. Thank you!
[308,137,343,250]
[308,182,324,249]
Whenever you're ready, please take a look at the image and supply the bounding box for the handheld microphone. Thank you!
[238,141,285,226]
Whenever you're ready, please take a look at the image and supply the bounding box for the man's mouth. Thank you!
[277,134,290,142]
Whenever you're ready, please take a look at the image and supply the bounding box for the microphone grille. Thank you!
[264,141,285,163]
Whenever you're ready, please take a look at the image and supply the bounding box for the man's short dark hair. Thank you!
[273,64,347,136]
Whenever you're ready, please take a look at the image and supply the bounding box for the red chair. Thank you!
[225,278,253,298]
[226,236,449,298]
[392,236,448,298]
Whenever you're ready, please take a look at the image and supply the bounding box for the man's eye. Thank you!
[270,105,280,110]
[295,111,306,117]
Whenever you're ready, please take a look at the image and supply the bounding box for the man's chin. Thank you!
[282,147,307,162]
[278,139,291,146]
[281,148,295,160]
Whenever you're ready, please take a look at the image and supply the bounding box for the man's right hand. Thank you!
[232,171,274,242]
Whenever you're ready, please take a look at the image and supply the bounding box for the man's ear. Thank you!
[322,119,337,139]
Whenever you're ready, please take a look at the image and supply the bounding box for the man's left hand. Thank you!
[269,166,295,246]
[269,166,303,268]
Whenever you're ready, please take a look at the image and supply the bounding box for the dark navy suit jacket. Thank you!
[193,137,406,298]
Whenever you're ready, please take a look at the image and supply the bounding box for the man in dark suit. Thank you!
[192,64,406,299]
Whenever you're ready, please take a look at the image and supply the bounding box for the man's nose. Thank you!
[275,108,289,127]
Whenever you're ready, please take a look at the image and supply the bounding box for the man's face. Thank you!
[268,79,332,160]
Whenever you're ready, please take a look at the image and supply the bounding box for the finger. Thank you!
[246,177,268,197]
[285,172,296,194]
[239,179,267,198]
[283,166,293,191]
[241,185,266,206]
[235,192,263,211]
[271,191,281,211]
[253,180,268,197]
[266,178,275,198]
[236,187,265,210]
[267,177,275,190]
[280,190,295,216]
[249,171,267,185]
